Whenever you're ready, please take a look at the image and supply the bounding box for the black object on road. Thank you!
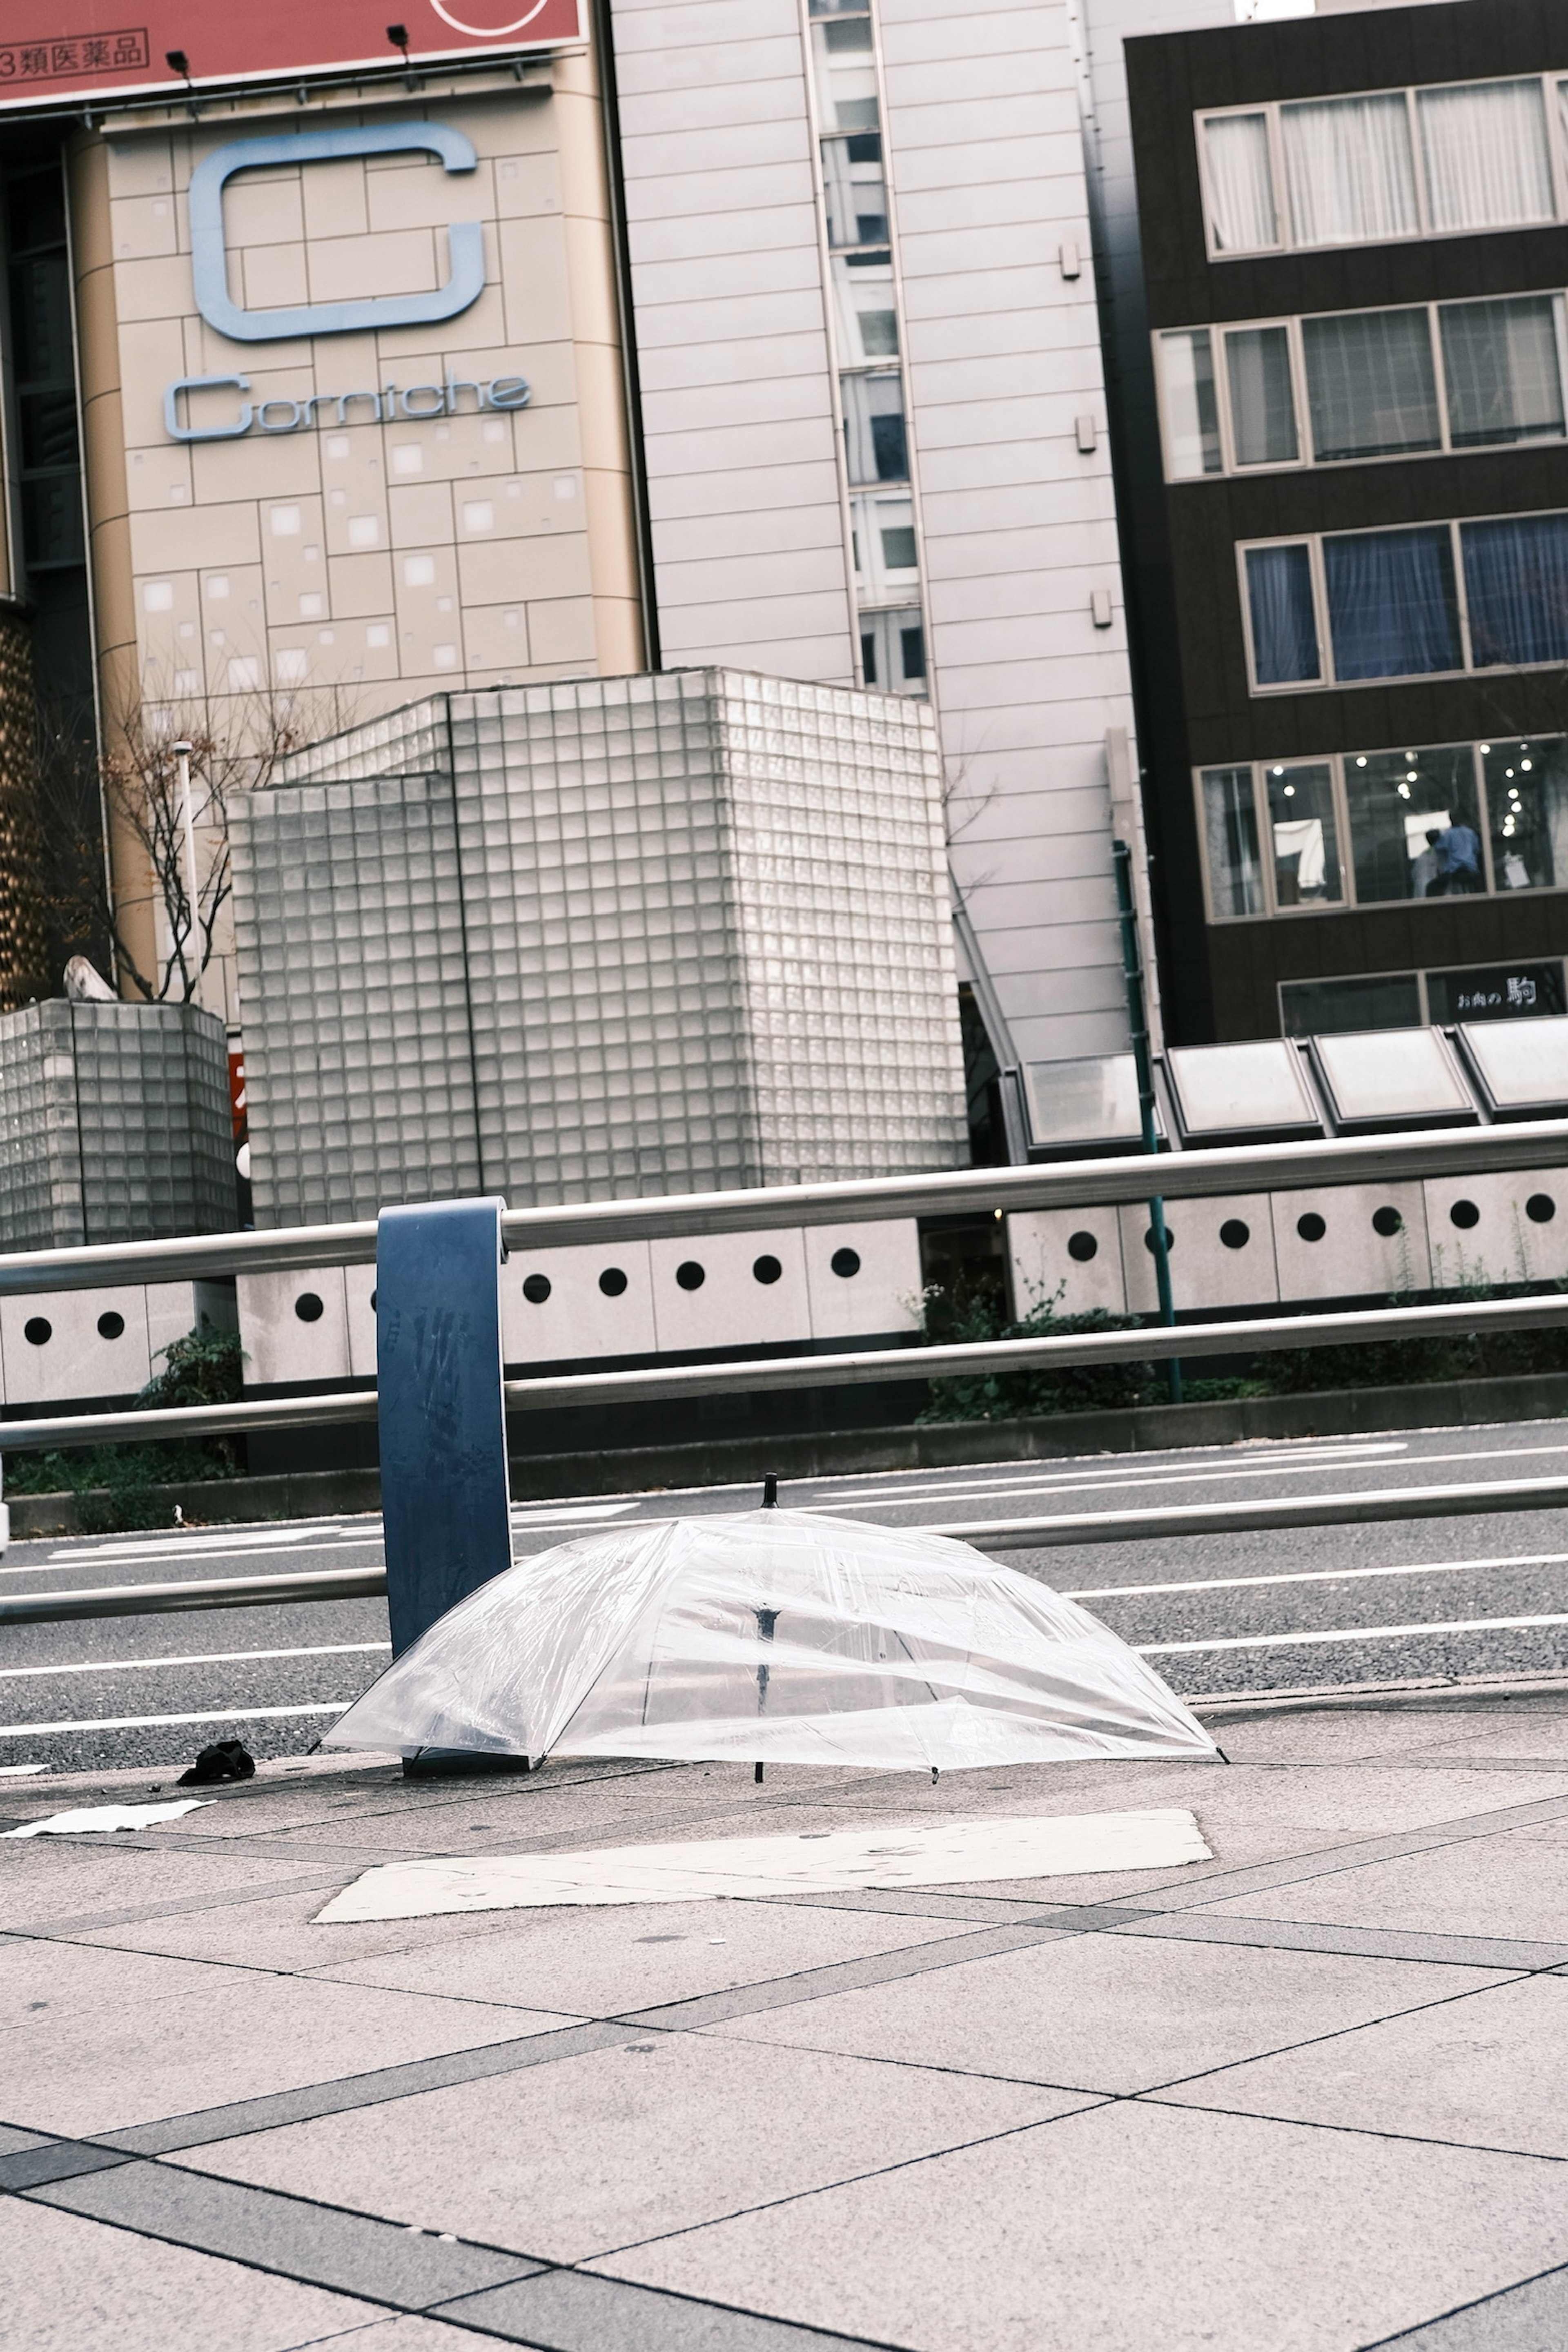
[178,1739,255,1785]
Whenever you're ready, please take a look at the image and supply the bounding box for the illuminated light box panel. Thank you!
[1457,1014,1568,1120]
[1308,1026,1479,1134]
[233,670,969,1223]
[1164,1038,1324,1148]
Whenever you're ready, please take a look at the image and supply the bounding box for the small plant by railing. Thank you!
[4,1320,246,1528]
[916,1276,1568,1425]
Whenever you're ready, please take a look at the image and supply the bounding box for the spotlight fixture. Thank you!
[387,22,411,57]
[165,47,192,80]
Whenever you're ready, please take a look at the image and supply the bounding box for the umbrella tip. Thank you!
[761,1474,778,1509]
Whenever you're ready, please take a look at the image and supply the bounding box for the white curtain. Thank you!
[1202,113,1277,252]
[1421,79,1553,233]
[1281,93,1418,246]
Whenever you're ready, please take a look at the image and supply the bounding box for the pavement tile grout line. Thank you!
[1353,2257,1568,2348]
[5,2145,917,2352]
[1131,2089,1568,2168]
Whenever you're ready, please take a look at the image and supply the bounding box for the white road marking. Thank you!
[27,1536,381,1575]
[819,1446,1410,1509]
[53,1526,342,1558]
[1067,1551,1568,1601]
[1142,1613,1568,1655]
[0,1702,353,1737]
[510,1503,637,1523]
[0,1642,390,1682]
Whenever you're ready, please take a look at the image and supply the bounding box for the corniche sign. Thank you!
[165,120,529,442]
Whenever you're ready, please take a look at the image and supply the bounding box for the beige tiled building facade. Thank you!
[0,0,1154,1115]
[55,48,643,1003]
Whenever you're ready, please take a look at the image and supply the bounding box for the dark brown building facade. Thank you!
[1125,0,1568,1042]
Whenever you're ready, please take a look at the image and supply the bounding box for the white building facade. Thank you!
[606,0,1148,1069]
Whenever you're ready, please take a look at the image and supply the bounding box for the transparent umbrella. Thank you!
[323,1506,1218,1774]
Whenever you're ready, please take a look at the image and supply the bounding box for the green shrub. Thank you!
[3,1318,246,1528]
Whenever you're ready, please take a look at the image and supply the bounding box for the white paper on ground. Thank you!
[0,1762,47,1776]
[2,1797,213,1838]
[315,1806,1211,1923]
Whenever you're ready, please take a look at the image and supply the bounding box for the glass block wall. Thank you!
[0,1000,234,1248]
[235,668,966,1223]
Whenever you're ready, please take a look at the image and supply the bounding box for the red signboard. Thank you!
[0,0,585,109]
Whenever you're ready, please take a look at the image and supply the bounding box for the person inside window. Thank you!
[1410,827,1442,897]
[1433,818,1483,893]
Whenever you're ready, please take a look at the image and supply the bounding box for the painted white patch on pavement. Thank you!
[3,1797,212,1837]
[314,1806,1211,1923]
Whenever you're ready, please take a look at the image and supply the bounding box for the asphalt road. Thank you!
[5,1416,1568,1780]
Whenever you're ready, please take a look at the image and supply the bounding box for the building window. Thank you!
[1239,508,1568,690]
[804,0,928,695]
[1158,330,1222,477]
[1198,735,1568,919]
[1243,544,1320,684]
[1280,962,1566,1033]
[1158,293,1568,480]
[1200,767,1265,915]
[1200,74,1568,260]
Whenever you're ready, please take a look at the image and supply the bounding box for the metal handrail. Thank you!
[2,1116,1567,1294]
[5,1285,1566,1451]
[8,1467,1568,1623]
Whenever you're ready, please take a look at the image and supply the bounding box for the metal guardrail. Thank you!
[4,1116,1568,1295]
[7,1470,1568,1624]
[4,1286,1568,1451]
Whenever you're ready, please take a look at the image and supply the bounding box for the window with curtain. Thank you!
[1201,769,1265,915]
[1202,113,1278,253]
[1281,93,1417,247]
[1245,544,1320,684]
[1345,744,1481,902]
[841,371,908,484]
[1323,527,1461,679]
[1301,308,1439,461]
[1158,330,1222,478]
[1483,737,1568,889]
[1225,327,1298,464]
[1462,513,1568,666]
[1265,762,1342,904]
[1418,79,1553,233]
[1440,296,1566,447]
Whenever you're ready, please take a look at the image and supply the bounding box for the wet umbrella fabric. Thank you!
[321,1508,1218,1771]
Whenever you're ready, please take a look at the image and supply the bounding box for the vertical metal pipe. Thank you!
[1112,840,1181,1404]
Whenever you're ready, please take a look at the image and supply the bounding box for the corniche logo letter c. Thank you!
[189,121,486,343]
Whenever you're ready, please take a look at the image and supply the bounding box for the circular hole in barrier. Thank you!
[1067,1231,1098,1263]
[1296,1212,1326,1243]
[598,1266,628,1297]
[521,1273,552,1305]
[294,1292,324,1323]
[753,1254,783,1285]
[1219,1218,1250,1251]
[1372,1206,1403,1238]
[1143,1226,1176,1253]
[676,1260,706,1291]
[1527,1193,1557,1225]
[1449,1199,1481,1230]
[830,1247,861,1278]
[23,1316,51,1346]
[96,1310,125,1340]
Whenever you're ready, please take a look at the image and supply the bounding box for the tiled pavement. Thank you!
[5,1701,1568,2351]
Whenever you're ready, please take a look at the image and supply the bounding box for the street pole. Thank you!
[174,739,200,1005]
[1112,839,1181,1404]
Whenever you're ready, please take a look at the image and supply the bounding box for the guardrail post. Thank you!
[376,1197,512,1656]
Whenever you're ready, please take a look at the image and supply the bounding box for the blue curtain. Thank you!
[1461,514,1568,666]
[1323,527,1461,680]
[1245,544,1320,683]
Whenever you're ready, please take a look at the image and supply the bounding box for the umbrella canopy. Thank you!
[325,1508,1217,1772]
